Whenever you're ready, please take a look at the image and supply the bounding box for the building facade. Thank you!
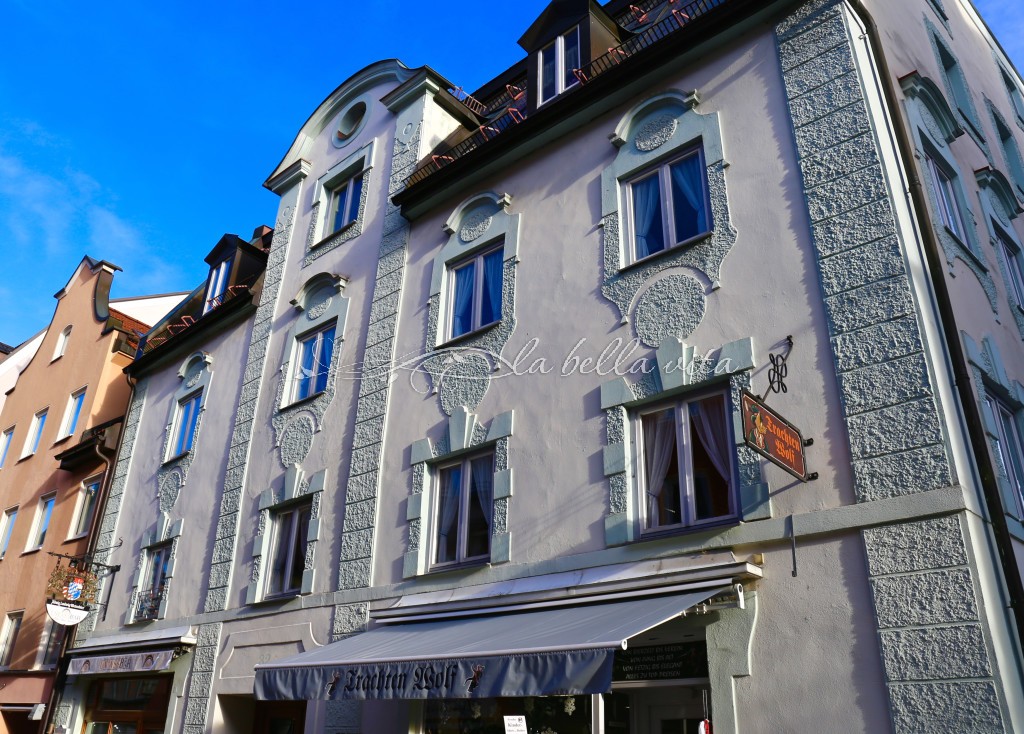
[56,0,1024,732]
[0,258,182,734]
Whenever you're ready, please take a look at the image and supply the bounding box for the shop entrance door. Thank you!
[253,700,306,734]
[628,686,707,734]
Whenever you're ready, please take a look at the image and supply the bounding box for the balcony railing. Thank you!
[403,0,728,191]
[134,586,165,621]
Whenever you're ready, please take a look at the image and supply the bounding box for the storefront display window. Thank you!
[423,695,592,734]
[84,676,171,734]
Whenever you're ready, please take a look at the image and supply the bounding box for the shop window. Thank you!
[58,387,87,440]
[84,677,171,734]
[291,324,336,403]
[70,476,102,539]
[448,245,503,340]
[266,501,312,598]
[539,25,581,105]
[22,409,47,458]
[136,543,171,621]
[424,695,591,734]
[634,392,735,532]
[203,256,233,313]
[433,451,494,567]
[52,325,71,361]
[625,145,712,264]
[0,428,12,469]
[0,612,23,668]
[988,395,1024,517]
[0,507,17,560]
[26,494,56,551]
[169,391,202,459]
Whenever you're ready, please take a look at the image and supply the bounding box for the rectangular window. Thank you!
[0,428,12,468]
[171,391,202,458]
[329,173,364,235]
[433,452,494,566]
[71,477,102,539]
[28,494,56,550]
[995,116,1024,194]
[636,392,734,531]
[39,619,66,667]
[988,396,1024,517]
[292,324,336,402]
[0,507,17,560]
[627,147,712,263]
[1003,69,1024,123]
[938,43,980,137]
[449,246,503,340]
[59,388,87,440]
[0,612,23,668]
[23,409,47,457]
[203,257,233,313]
[267,502,312,597]
[997,230,1024,307]
[539,26,581,105]
[137,543,171,621]
[925,153,968,242]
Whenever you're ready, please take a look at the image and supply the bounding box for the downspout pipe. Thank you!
[844,0,1024,647]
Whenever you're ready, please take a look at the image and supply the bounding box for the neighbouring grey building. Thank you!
[52,0,1024,732]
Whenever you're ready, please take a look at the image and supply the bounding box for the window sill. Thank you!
[311,221,358,250]
[21,546,42,556]
[162,450,192,467]
[52,435,72,447]
[280,390,327,413]
[64,532,89,544]
[947,231,989,272]
[252,591,303,606]
[17,453,36,463]
[426,558,490,576]
[436,321,501,351]
[621,231,713,274]
[638,516,739,542]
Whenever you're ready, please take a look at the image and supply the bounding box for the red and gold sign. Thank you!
[741,391,809,481]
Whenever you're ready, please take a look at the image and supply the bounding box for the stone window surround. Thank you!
[599,337,765,547]
[305,139,376,265]
[926,19,987,150]
[427,191,521,349]
[246,465,325,603]
[127,516,183,623]
[963,332,1024,540]
[985,98,1024,200]
[405,408,514,578]
[162,352,213,465]
[975,167,1024,340]
[994,60,1024,132]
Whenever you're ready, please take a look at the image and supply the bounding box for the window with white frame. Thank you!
[291,324,336,402]
[37,619,66,668]
[70,476,102,539]
[0,428,12,469]
[634,391,735,532]
[22,409,47,457]
[0,612,23,668]
[58,388,86,440]
[26,494,56,551]
[448,245,503,340]
[203,257,233,313]
[136,542,171,621]
[988,396,1024,517]
[52,325,71,361]
[328,172,364,236]
[169,391,202,459]
[997,228,1024,309]
[539,25,581,105]
[925,152,970,244]
[0,507,17,560]
[265,501,312,598]
[433,451,494,566]
[626,145,712,264]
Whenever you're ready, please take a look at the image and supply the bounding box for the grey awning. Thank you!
[255,588,723,701]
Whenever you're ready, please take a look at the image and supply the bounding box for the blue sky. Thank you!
[1,0,1021,347]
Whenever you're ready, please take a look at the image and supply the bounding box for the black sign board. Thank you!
[613,642,708,682]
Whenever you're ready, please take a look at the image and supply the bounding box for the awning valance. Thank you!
[255,588,723,701]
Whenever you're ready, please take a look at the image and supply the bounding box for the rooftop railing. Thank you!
[403,0,728,190]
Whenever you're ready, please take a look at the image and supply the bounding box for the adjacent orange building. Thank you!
[0,258,181,734]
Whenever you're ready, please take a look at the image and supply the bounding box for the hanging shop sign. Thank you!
[741,390,809,481]
[45,562,99,626]
[46,600,91,626]
[69,649,176,675]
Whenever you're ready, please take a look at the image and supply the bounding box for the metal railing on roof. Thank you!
[403,0,727,191]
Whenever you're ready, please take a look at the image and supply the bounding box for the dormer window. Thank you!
[539,25,580,105]
[204,257,233,313]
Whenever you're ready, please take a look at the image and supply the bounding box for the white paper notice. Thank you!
[503,715,528,733]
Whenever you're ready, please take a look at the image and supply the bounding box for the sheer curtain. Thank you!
[481,251,503,326]
[632,176,662,259]
[670,155,708,241]
[468,457,493,557]
[451,264,476,337]
[691,396,731,484]
[436,466,462,562]
[643,410,677,527]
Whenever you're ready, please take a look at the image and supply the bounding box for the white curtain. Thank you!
[632,176,662,258]
[691,396,730,484]
[437,467,462,561]
[644,410,677,527]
